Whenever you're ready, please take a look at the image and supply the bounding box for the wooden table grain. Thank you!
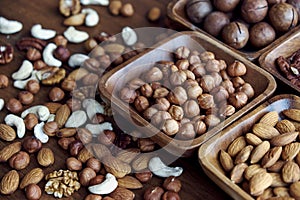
[0,0,232,199]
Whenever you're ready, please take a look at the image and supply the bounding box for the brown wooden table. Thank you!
[1,0,291,200]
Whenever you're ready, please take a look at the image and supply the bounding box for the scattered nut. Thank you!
[148,7,161,21]
[18,91,34,105]
[120,3,134,17]
[22,136,42,153]
[25,184,42,200]
[9,151,30,170]
[0,74,9,88]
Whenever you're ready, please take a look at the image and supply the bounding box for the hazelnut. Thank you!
[61,78,76,92]
[43,121,59,136]
[49,86,65,102]
[120,3,134,17]
[288,0,300,16]
[0,74,9,88]
[200,51,215,63]
[221,80,235,94]
[169,70,187,86]
[143,107,158,120]
[128,78,145,90]
[85,194,102,200]
[167,86,188,105]
[69,140,84,156]
[57,137,76,150]
[18,91,34,105]
[66,98,82,111]
[26,48,41,61]
[138,138,156,152]
[135,171,153,183]
[22,136,42,153]
[9,151,30,170]
[66,157,82,171]
[33,60,47,70]
[24,113,38,131]
[144,67,163,83]
[77,128,93,144]
[203,11,230,37]
[92,113,106,124]
[53,35,68,47]
[222,22,249,49]
[194,119,207,135]
[154,98,170,111]
[183,100,200,118]
[134,96,150,112]
[204,114,221,127]
[184,70,196,80]
[211,72,223,86]
[97,130,116,146]
[85,38,98,52]
[232,77,246,88]
[144,186,164,200]
[163,176,182,193]
[197,94,214,110]
[237,83,255,99]
[83,57,102,72]
[186,0,213,23]
[86,158,102,173]
[205,59,221,73]
[25,79,40,94]
[168,105,184,121]
[220,70,230,80]
[148,7,161,21]
[175,46,190,60]
[249,22,276,48]
[25,184,42,200]
[177,122,196,140]
[89,175,105,186]
[79,167,97,187]
[151,81,162,90]
[109,0,122,15]
[228,92,248,109]
[81,73,99,86]
[227,61,247,77]
[151,111,172,128]
[176,59,189,70]
[211,86,229,103]
[162,119,179,136]
[140,83,153,97]
[186,84,202,99]
[6,98,23,114]
[191,64,205,78]
[119,87,137,103]
[241,0,268,23]
[213,0,240,12]
[199,75,215,92]
[162,191,181,200]
[219,104,236,117]
[153,87,169,99]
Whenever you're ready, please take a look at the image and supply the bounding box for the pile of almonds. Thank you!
[219,108,300,199]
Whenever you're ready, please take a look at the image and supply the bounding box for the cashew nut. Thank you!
[65,110,87,128]
[47,114,56,122]
[4,114,26,138]
[21,105,50,121]
[85,122,113,135]
[0,98,4,111]
[80,0,109,6]
[31,24,56,40]
[88,173,118,195]
[43,43,62,67]
[34,122,49,143]
[13,70,40,89]
[63,26,89,43]
[68,53,89,67]
[82,99,104,120]
[148,156,183,178]
[12,60,33,80]
[81,8,99,27]
[0,16,23,34]
[122,26,138,46]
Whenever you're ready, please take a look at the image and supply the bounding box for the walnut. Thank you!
[41,67,66,85]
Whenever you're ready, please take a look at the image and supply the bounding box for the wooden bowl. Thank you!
[259,29,300,94]
[167,0,299,61]
[99,31,276,157]
[198,94,300,200]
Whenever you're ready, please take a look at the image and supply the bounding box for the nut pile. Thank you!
[219,108,300,198]
[185,0,299,50]
[119,46,254,140]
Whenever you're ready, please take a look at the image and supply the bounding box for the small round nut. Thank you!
[25,184,42,200]
[163,176,182,193]
[54,35,68,47]
[22,136,42,153]
[162,191,180,200]
[66,157,82,171]
[228,92,248,109]
[43,121,59,136]
[227,61,247,77]
[89,175,105,186]
[18,91,34,105]
[197,94,214,110]
[140,83,153,97]
[119,87,138,103]
[9,151,30,170]
[109,0,122,16]
[25,80,40,94]
[86,158,101,173]
[6,98,23,114]
[148,7,161,21]
[54,45,71,62]
[168,105,184,121]
[162,119,179,136]
[33,60,47,70]
[79,167,97,187]
[135,171,153,183]
[58,137,76,150]
[85,194,103,200]
[177,122,196,140]
[144,186,164,200]
[183,100,200,118]
[49,87,65,102]
[24,113,39,131]
[69,140,84,156]
[0,74,9,88]
[97,130,116,146]
[155,98,170,111]
[134,96,150,112]
[237,83,255,99]
[26,48,41,61]
[194,119,207,135]
[85,38,98,52]
[120,3,134,17]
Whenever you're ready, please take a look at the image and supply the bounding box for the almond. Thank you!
[270,132,299,147]
[0,124,16,141]
[267,161,286,173]
[20,168,44,189]
[244,164,266,180]
[273,187,290,197]
[245,133,262,146]
[219,150,234,172]
[0,141,21,162]
[37,147,54,167]
[103,155,131,178]
[109,187,135,200]
[131,153,154,172]
[54,104,71,128]
[92,143,111,160]
[252,123,280,139]
[0,170,19,195]
[235,145,253,164]
[117,176,143,189]
[270,173,288,187]
[249,171,273,196]
[282,142,300,161]
[44,102,62,114]
[116,148,140,164]
[282,109,300,122]
[290,181,300,199]
[282,161,300,183]
[227,136,246,157]
[103,43,125,54]
[250,141,270,164]
[276,119,296,134]
[230,163,248,184]
[257,188,273,200]
[77,146,94,163]
[259,111,279,127]
[261,146,282,168]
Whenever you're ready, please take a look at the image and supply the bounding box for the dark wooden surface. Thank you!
[0,0,232,200]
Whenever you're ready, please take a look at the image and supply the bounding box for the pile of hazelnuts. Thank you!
[186,0,300,50]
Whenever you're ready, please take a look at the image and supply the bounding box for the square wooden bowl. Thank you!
[259,29,300,94]
[99,31,276,157]
[167,0,299,61]
[198,94,300,200]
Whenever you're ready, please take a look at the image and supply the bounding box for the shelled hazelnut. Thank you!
[0,74,9,88]
[18,91,34,105]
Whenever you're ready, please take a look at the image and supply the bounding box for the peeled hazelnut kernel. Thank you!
[153,87,169,99]
[144,186,164,200]
[175,46,190,60]
[79,167,97,187]
[134,96,150,112]
[120,3,134,17]
[205,59,220,73]
[163,176,182,193]
[177,122,196,140]
[89,175,105,186]
[58,137,76,150]
[211,72,223,86]
[197,93,214,110]
[69,140,84,156]
[186,84,202,99]
[9,151,30,170]
[151,82,162,90]
[26,48,41,61]
[85,194,102,200]
[144,67,163,83]
[221,80,235,94]
[227,61,247,77]
[200,75,215,92]
[119,87,138,103]
[43,121,59,136]
[191,63,206,77]
[219,104,236,117]
[162,191,180,200]
[135,171,153,183]
[86,158,101,173]
[155,98,170,111]
[143,107,158,120]
[232,77,245,88]
[0,74,9,88]
[49,87,65,102]
[228,92,248,109]
[85,38,98,52]
[33,60,47,70]
[18,91,34,105]
[167,86,188,105]
[25,80,40,94]
[25,184,42,200]
[22,136,42,153]
[97,130,116,146]
[66,98,82,111]
[128,78,145,90]
[194,119,207,135]
[183,100,200,118]
[204,114,221,127]
[200,51,215,63]
[220,69,230,80]
[211,86,229,103]
[6,98,23,114]
[162,119,179,136]
[176,59,189,70]
[54,35,68,47]
[148,7,161,21]
[151,111,172,128]
[24,113,39,131]
[109,0,122,15]
[140,83,153,97]
[237,83,254,99]
[169,70,187,86]
[168,105,184,121]
[61,78,76,92]
[54,45,71,62]
[82,73,99,86]
[66,157,82,171]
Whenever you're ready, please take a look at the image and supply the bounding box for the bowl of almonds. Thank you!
[199,94,300,199]
[99,31,276,157]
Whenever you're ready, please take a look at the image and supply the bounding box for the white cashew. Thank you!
[68,53,89,67]
[21,105,50,121]
[47,114,56,122]
[81,8,99,27]
[43,43,62,67]
[31,24,56,40]
[12,60,33,80]
[63,26,89,43]
[80,0,109,6]
[82,99,104,120]
[4,114,26,138]
[85,122,113,135]
[122,26,138,46]
[88,173,118,195]
[0,16,23,34]
[148,157,183,178]
[0,99,4,111]
[34,122,49,143]
[13,70,40,89]
[65,110,87,128]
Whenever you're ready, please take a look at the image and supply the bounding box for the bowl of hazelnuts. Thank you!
[168,0,300,60]
[99,31,276,157]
